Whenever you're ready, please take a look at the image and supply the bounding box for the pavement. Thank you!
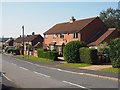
[1,53,120,89]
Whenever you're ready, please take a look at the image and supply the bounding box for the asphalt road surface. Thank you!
[2,54,119,89]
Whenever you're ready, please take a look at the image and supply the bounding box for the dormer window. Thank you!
[60,33,64,38]
[73,32,78,38]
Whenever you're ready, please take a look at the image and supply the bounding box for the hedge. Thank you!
[109,38,120,68]
[63,41,86,63]
[80,47,99,64]
[37,49,58,60]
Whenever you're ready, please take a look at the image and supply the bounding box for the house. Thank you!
[44,16,119,54]
[1,37,14,49]
[5,37,14,46]
[14,32,44,50]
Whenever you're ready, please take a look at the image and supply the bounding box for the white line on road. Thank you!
[2,74,12,82]
[19,67,29,71]
[33,71,50,78]
[14,57,118,81]
[11,63,17,66]
[63,80,89,89]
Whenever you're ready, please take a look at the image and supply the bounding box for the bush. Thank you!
[97,43,109,54]
[97,43,110,63]
[14,48,20,55]
[80,47,99,64]
[109,38,120,68]
[63,41,86,63]
[37,49,58,60]
[47,51,58,60]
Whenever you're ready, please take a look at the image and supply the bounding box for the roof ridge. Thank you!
[57,16,98,25]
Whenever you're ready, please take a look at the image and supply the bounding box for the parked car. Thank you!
[5,46,15,53]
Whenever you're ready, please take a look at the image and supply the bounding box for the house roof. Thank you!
[88,28,118,46]
[14,36,24,43]
[5,38,14,43]
[14,34,43,43]
[44,16,98,34]
[24,34,42,42]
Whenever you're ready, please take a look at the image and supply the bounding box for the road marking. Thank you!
[11,63,17,66]
[19,67,29,71]
[13,56,118,81]
[33,71,50,78]
[63,80,88,89]
[2,74,12,82]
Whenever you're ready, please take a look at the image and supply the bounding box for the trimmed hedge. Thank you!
[80,47,99,64]
[63,41,86,63]
[109,38,120,68]
[37,49,58,60]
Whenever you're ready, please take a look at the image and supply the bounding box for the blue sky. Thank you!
[2,2,119,38]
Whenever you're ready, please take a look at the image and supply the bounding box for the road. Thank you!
[2,53,119,89]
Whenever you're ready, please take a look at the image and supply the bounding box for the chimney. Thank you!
[32,32,35,35]
[70,16,76,23]
[20,35,21,37]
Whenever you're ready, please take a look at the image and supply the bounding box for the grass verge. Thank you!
[16,55,53,63]
[57,63,91,68]
[100,67,120,73]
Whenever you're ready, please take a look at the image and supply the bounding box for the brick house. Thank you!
[14,32,44,50]
[44,16,119,54]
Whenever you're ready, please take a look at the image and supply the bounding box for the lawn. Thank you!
[57,63,91,68]
[100,67,120,73]
[16,55,53,63]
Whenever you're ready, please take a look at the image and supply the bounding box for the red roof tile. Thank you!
[44,16,98,34]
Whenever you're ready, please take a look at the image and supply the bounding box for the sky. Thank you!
[1,1,119,38]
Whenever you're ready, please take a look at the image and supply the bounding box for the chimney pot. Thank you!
[32,32,35,35]
[70,16,76,23]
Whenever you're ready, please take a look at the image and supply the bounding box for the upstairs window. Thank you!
[60,33,64,38]
[73,32,78,38]
[53,34,57,39]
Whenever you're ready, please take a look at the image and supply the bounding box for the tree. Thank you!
[109,38,120,68]
[99,8,120,30]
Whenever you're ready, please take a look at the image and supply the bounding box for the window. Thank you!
[73,33,78,38]
[60,33,64,38]
[53,34,57,39]
[44,34,48,38]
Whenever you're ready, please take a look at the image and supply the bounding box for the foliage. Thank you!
[63,41,86,63]
[26,45,33,51]
[109,38,120,68]
[97,43,109,54]
[97,43,110,63]
[99,8,120,30]
[100,67,120,73]
[80,47,99,64]
[14,48,20,55]
[37,49,58,60]
[16,55,53,63]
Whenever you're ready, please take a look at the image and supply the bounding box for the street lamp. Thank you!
[22,26,24,56]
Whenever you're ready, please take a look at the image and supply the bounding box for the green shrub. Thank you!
[14,48,20,55]
[47,51,58,60]
[80,47,99,64]
[37,49,58,60]
[109,38,120,68]
[63,41,86,63]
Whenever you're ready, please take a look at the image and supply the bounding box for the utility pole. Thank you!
[22,26,24,56]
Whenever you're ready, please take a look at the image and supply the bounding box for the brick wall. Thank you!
[44,33,81,47]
